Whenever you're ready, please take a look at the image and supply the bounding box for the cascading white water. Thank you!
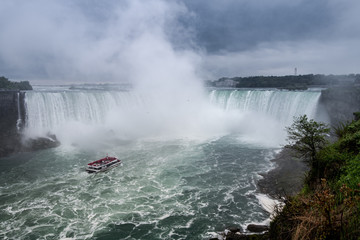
[23,88,322,147]
[209,89,321,126]
[24,90,144,137]
[206,89,322,146]
[16,92,22,131]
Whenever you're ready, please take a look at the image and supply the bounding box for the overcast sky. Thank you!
[0,0,359,83]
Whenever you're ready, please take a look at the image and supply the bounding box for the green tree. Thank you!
[0,76,32,90]
[286,115,330,181]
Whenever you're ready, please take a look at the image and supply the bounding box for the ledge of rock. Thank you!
[22,134,60,152]
[246,224,269,233]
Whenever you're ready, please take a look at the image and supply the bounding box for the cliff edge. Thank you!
[0,91,24,157]
[320,86,360,125]
[0,91,60,158]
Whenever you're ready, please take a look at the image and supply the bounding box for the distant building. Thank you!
[214,78,237,87]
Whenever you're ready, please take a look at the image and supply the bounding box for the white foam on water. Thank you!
[1,124,310,239]
[255,193,284,224]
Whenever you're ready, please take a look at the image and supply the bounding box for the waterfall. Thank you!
[16,92,22,131]
[23,88,322,146]
[24,90,144,137]
[209,89,321,126]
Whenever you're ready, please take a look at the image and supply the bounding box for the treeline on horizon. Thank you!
[209,74,360,89]
[0,76,33,90]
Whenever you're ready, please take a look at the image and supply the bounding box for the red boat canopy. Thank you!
[88,156,117,165]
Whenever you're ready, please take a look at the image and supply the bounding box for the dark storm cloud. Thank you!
[182,0,335,53]
[185,0,360,77]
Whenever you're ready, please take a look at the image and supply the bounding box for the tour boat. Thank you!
[86,156,122,173]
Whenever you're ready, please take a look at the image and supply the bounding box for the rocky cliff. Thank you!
[0,91,59,158]
[320,86,360,125]
[0,91,25,157]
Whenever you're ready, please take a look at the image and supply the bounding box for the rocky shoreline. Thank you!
[210,148,307,239]
[258,148,308,198]
[209,224,270,240]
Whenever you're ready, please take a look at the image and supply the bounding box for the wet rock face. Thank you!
[0,91,22,157]
[22,135,61,151]
[246,224,269,233]
[0,91,60,158]
[228,226,243,233]
[0,91,19,131]
[321,87,360,125]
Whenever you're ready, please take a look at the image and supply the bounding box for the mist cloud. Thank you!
[0,0,197,83]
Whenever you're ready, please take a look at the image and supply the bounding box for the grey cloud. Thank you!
[187,0,360,77]
[202,39,360,78]
[182,0,336,53]
[0,0,359,81]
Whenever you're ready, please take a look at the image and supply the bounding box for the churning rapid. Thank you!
[1,87,322,239]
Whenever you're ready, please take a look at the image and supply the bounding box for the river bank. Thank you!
[258,148,308,199]
[208,148,307,239]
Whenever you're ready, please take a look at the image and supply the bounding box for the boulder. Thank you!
[246,224,269,233]
[227,226,243,233]
[22,135,60,151]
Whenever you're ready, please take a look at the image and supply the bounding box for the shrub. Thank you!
[338,155,360,190]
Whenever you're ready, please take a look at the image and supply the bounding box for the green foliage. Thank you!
[333,121,350,138]
[353,112,360,121]
[0,76,33,90]
[285,115,330,181]
[316,145,350,180]
[335,120,360,156]
[300,183,311,195]
[339,132,360,154]
[339,155,360,189]
[271,118,360,239]
[344,120,360,135]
